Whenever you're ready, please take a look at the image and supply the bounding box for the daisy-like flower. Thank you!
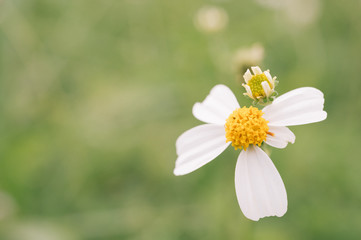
[174,84,327,221]
[242,66,277,101]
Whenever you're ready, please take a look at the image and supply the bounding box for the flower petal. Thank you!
[242,84,253,99]
[251,66,262,75]
[265,126,295,149]
[235,145,287,221]
[264,71,273,87]
[192,85,240,124]
[262,87,327,126]
[273,87,323,104]
[174,124,230,176]
[243,69,252,83]
[261,81,271,97]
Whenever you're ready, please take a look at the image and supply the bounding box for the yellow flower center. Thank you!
[247,73,271,98]
[224,106,270,150]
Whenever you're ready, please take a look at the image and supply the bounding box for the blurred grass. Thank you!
[0,0,361,239]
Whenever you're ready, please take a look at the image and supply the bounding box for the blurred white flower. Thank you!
[174,84,327,220]
[233,43,265,72]
[4,221,77,240]
[255,0,321,26]
[194,6,228,33]
[255,0,287,10]
[242,66,277,101]
[284,0,321,26]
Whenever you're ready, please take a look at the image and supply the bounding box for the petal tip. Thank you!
[173,168,183,176]
[322,111,327,120]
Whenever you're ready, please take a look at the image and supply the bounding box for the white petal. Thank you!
[265,126,295,149]
[242,84,254,99]
[251,66,262,75]
[243,69,252,83]
[264,71,273,88]
[262,87,327,126]
[192,85,240,124]
[174,124,230,176]
[267,111,327,126]
[273,87,323,105]
[235,145,287,221]
[261,81,272,97]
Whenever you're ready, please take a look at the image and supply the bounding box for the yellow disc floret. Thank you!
[247,73,271,98]
[225,106,269,151]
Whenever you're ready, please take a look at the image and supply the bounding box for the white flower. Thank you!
[242,66,277,100]
[255,0,321,27]
[194,6,228,33]
[174,84,327,221]
[233,44,265,72]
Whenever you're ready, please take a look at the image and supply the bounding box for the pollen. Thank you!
[247,73,271,98]
[224,106,269,151]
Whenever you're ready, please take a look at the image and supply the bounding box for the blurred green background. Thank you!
[0,0,361,239]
